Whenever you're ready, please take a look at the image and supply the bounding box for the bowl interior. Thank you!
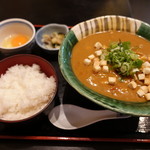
[0,54,57,78]
[0,54,58,123]
[59,15,150,116]
[36,24,69,51]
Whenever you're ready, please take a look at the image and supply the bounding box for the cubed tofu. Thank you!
[93,65,101,72]
[95,50,102,56]
[144,78,150,85]
[93,57,100,63]
[138,74,145,80]
[148,85,150,93]
[83,58,91,65]
[132,68,139,73]
[93,58,101,72]
[143,67,150,74]
[142,61,150,68]
[137,89,145,97]
[94,42,102,49]
[145,93,150,100]
[100,60,107,66]
[128,81,137,89]
[108,77,116,85]
[103,66,109,73]
[88,54,95,60]
[140,86,148,94]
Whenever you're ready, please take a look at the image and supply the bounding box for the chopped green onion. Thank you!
[105,41,143,76]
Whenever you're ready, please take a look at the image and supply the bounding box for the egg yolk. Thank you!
[1,34,29,48]
[11,35,29,47]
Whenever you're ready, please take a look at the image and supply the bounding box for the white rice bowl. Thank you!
[0,63,56,121]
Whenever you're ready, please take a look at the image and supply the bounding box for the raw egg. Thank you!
[1,34,29,48]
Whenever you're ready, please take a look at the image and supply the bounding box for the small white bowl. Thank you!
[35,23,69,54]
[0,18,36,55]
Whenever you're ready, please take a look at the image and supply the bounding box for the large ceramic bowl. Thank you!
[59,15,150,116]
[0,54,58,123]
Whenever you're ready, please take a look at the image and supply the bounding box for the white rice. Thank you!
[0,64,56,120]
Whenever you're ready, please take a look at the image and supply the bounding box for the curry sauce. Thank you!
[71,31,150,102]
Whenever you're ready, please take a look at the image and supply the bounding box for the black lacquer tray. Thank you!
[0,26,150,143]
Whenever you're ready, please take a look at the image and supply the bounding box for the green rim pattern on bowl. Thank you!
[59,15,150,116]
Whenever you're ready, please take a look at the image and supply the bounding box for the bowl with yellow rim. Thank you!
[59,15,150,116]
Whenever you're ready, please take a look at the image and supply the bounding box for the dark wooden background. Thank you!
[1,0,148,25]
